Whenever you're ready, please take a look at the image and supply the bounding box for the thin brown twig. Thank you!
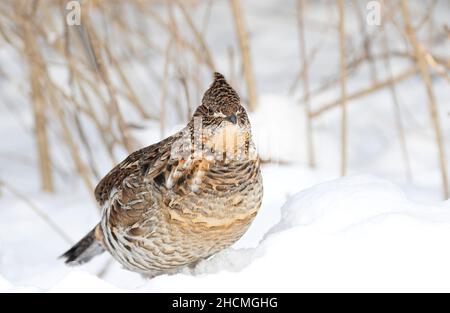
[381,12,412,182]
[229,0,258,111]
[311,66,419,118]
[338,0,348,176]
[401,0,449,199]
[19,5,54,192]
[0,181,73,244]
[296,0,315,168]
[160,39,173,138]
[81,14,135,153]
[351,0,378,84]
[176,0,215,71]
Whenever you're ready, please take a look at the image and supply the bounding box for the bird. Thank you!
[61,72,263,277]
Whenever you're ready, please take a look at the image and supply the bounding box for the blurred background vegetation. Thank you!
[0,0,449,201]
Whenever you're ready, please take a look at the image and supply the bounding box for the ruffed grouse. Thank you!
[62,72,263,277]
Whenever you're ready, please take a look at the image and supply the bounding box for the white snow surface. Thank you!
[3,175,450,292]
[1,0,449,292]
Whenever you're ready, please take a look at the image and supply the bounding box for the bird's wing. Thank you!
[94,133,181,205]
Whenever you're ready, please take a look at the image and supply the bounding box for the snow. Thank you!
[3,175,450,292]
[1,0,450,292]
[0,275,12,290]
[48,272,124,293]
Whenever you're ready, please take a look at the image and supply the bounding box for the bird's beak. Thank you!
[226,114,237,125]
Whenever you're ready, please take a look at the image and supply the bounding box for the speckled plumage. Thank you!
[62,73,263,277]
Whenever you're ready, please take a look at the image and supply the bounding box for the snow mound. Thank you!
[4,175,450,292]
[270,175,408,235]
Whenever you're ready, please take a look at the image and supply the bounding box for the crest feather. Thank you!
[202,72,240,108]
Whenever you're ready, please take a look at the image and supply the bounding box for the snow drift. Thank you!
[3,175,450,292]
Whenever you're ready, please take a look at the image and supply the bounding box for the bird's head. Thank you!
[191,72,252,160]
[194,72,250,128]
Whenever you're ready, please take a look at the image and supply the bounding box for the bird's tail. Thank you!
[60,224,105,265]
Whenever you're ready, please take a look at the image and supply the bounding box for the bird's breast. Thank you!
[166,159,263,230]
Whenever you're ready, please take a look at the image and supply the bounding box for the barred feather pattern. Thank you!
[64,72,263,277]
[100,153,262,276]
